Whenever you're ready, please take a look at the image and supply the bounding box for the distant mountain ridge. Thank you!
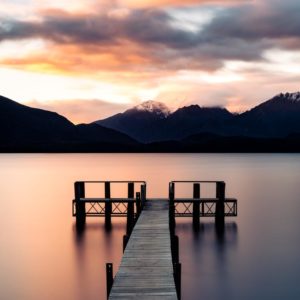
[0,95,136,151]
[2,92,300,152]
[222,92,300,138]
[95,92,300,142]
[96,101,233,142]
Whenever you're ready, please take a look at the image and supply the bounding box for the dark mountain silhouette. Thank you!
[222,92,300,137]
[96,101,171,143]
[165,105,233,140]
[2,92,300,152]
[0,95,136,151]
[96,100,233,142]
[96,92,300,142]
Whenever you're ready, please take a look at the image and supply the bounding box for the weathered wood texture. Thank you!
[109,200,177,300]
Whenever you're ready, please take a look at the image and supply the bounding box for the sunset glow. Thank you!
[1,0,300,123]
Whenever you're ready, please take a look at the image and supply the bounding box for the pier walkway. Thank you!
[72,180,238,299]
[109,200,177,299]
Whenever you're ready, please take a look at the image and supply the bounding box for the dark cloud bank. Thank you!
[1,0,300,70]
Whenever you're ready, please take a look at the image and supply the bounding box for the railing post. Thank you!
[193,183,200,228]
[141,184,146,208]
[174,262,181,300]
[105,182,111,229]
[75,181,86,226]
[215,181,225,228]
[169,182,176,234]
[128,182,134,199]
[126,182,135,235]
[127,201,134,235]
[136,192,141,218]
[106,263,113,299]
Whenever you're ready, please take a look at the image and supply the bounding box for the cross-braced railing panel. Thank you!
[112,202,128,215]
[175,202,193,216]
[224,201,237,216]
[72,200,138,217]
[174,199,237,217]
[86,202,105,215]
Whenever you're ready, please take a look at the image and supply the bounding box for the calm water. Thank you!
[1,154,300,300]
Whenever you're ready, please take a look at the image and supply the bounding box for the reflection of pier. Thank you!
[169,181,237,229]
[72,181,238,299]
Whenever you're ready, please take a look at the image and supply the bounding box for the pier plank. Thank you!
[109,200,177,300]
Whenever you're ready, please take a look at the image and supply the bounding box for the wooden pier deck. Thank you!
[109,200,177,300]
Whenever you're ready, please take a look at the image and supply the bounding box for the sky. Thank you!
[0,0,300,123]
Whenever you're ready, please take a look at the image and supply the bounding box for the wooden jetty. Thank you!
[109,200,178,299]
[72,180,237,299]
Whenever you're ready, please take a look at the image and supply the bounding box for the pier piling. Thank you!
[75,181,86,226]
[106,263,113,299]
[215,181,225,228]
[169,182,176,234]
[193,183,200,228]
[174,262,181,300]
[105,182,112,229]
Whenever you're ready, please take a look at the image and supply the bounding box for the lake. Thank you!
[1,153,300,300]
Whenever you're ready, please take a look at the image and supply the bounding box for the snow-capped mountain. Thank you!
[223,91,300,137]
[134,100,171,118]
[276,92,300,102]
[96,100,233,142]
[96,92,300,142]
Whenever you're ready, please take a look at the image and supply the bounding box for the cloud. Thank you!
[26,99,131,123]
[117,0,249,9]
[204,0,300,40]
[1,0,300,80]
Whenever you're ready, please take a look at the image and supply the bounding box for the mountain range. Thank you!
[96,92,300,143]
[0,95,136,151]
[1,92,300,152]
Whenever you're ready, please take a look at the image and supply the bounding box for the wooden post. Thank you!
[193,183,200,228]
[171,234,179,264]
[126,182,135,236]
[123,234,129,252]
[127,200,134,236]
[136,192,141,218]
[75,181,86,226]
[128,182,134,199]
[215,181,225,228]
[141,184,146,208]
[169,182,176,233]
[105,182,111,228]
[106,263,113,299]
[174,262,181,300]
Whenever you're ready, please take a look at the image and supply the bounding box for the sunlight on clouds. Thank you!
[263,49,300,74]
[0,67,133,104]
[174,69,244,84]
[32,0,99,13]
[167,7,216,33]
[136,88,160,102]
[0,39,47,59]
[223,49,300,76]
[117,0,246,9]
[225,96,246,113]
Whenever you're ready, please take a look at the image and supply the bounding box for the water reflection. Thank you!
[177,220,238,300]
[1,153,300,300]
[72,220,126,300]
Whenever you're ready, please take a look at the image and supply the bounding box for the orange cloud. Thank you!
[117,0,248,8]
[0,47,166,88]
